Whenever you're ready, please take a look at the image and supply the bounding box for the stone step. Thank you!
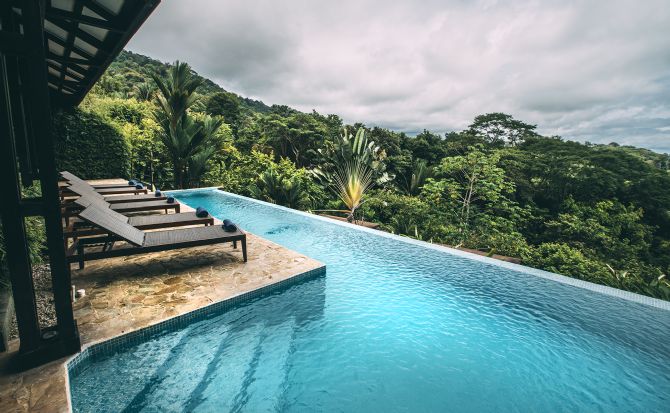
[130,319,233,412]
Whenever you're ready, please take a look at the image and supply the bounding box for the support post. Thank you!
[0,53,42,354]
[22,0,80,358]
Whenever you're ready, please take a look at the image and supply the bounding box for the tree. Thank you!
[400,159,431,196]
[421,147,519,245]
[316,126,390,184]
[131,82,155,101]
[467,113,537,146]
[206,92,241,136]
[250,168,306,209]
[544,198,654,274]
[152,61,222,188]
[315,127,385,222]
[402,129,449,165]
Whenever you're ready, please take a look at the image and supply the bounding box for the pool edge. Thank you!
[170,187,670,312]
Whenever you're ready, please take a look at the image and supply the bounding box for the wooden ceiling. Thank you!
[12,0,160,106]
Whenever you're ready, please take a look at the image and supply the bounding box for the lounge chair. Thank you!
[61,184,148,196]
[69,194,179,214]
[60,172,148,196]
[64,209,214,241]
[61,191,180,225]
[60,171,135,189]
[66,204,246,269]
[64,182,166,203]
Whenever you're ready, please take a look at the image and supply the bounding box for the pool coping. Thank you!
[170,187,670,312]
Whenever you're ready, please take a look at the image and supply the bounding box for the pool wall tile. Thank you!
[67,265,326,378]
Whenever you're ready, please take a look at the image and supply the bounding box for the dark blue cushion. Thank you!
[135,183,144,189]
[195,207,209,218]
[167,196,175,204]
[222,219,237,232]
[128,180,136,186]
[155,190,162,197]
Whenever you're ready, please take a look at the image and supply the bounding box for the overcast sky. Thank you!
[127,0,670,153]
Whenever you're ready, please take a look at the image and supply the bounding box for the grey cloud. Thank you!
[127,0,670,153]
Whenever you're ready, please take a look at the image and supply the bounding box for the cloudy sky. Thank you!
[127,0,670,153]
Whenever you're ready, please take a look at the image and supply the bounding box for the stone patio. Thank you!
[0,187,324,412]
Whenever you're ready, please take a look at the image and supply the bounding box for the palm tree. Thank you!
[132,82,155,101]
[331,158,374,221]
[402,159,431,196]
[187,116,224,187]
[249,168,307,209]
[152,61,221,188]
[314,127,381,222]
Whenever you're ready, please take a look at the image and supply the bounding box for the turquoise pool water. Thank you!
[70,189,670,412]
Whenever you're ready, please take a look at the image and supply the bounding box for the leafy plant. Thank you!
[401,159,431,196]
[152,61,222,188]
[53,107,130,179]
[131,82,155,101]
[250,168,308,209]
[330,158,375,221]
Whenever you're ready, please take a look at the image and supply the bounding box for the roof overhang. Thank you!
[12,0,160,107]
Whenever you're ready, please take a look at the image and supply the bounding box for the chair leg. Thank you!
[242,238,247,262]
[233,240,237,249]
[77,244,85,270]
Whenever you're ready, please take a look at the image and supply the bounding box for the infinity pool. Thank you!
[70,189,670,412]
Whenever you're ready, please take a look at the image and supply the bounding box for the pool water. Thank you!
[70,189,670,412]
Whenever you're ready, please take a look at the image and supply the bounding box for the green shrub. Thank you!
[53,108,130,179]
[203,148,325,209]
[523,243,608,280]
[81,96,174,188]
[360,190,431,237]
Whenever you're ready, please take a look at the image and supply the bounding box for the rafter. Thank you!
[45,6,124,33]
[46,16,107,51]
[46,52,99,67]
[47,60,88,79]
[47,73,80,92]
[80,0,117,22]
[57,1,84,93]
[45,31,98,61]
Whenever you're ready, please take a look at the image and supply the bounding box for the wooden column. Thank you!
[22,0,80,357]
[0,48,42,354]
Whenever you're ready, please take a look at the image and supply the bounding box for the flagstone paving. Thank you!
[0,212,323,412]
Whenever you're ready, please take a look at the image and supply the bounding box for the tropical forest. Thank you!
[45,51,670,300]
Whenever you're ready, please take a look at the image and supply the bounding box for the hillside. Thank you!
[60,51,670,301]
[100,50,271,115]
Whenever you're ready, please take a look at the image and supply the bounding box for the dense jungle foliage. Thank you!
[50,50,670,299]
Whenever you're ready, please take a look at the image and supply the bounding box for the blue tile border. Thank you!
[66,265,326,379]
[169,188,670,312]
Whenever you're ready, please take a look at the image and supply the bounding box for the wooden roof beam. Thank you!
[45,6,124,33]
[47,60,88,79]
[80,0,117,22]
[46,52,100,67]
[57,2,84,93]
[46,16,107,51]
[45,31,103,62]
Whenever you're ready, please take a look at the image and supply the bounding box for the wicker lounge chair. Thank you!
[59,172,148,196]
[64,182,166,203]
[66,204,246,269]
[72,194,179,214]
[60,171,135,189]
[64,209,214,241]
[61,191,180,225]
